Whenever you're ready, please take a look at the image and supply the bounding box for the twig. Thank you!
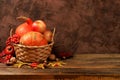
[51,28,56,42]
[10,28,13,37]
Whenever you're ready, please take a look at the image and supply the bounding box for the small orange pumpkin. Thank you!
[20,31,45,46]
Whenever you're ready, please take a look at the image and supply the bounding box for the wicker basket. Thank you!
[13,28,55,63]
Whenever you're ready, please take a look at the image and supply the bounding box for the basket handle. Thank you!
[51,28,56,42]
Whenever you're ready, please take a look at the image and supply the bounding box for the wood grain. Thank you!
[1,54,120,79]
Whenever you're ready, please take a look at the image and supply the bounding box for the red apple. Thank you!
[4,45,14,55]
[32,20,46,33]
[56,52,73,59]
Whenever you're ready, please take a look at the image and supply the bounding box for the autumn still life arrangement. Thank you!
[0,16,72,69]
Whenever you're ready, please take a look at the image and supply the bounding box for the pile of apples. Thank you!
[0,16,53,64]
[16,16,53,46]
[0,16,73,65]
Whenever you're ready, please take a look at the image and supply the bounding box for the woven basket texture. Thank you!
[14,42,54,63]
[13,28,55,63]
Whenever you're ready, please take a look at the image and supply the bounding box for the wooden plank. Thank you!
[1,53,120,78]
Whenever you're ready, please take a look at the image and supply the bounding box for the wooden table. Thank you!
[1,54,120,80]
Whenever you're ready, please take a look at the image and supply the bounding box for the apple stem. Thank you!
[17,16,33,26]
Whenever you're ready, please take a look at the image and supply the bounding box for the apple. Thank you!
[4,45,14,55]
[32,20,46,33]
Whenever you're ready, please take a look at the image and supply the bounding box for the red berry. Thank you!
[5,55,12,60]
[6,34,20,46]
[30,62,38,68]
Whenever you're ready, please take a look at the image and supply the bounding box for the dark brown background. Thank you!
[0,0,120,54]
